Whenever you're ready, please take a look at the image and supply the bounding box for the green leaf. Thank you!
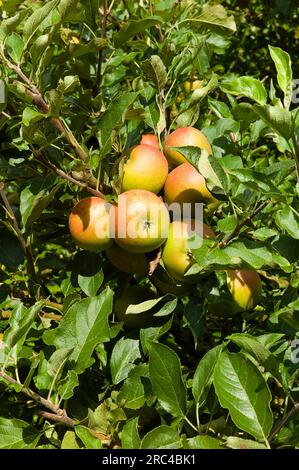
[110,337,141,385]
[254,104,294,140]
[214,350,273,441]
[220,77,267,105]
[75,426,102,449]
[141,425,181,449]
[0,11,28,44]
[126,294,177,317]
[118,364,149,410]
[142,55,167,91]
[269,46,293,109]
[71,38,107,58]
[189,73,218,105]
[188,4,236,32]
[23,0,60,45]
[22,107,45,126]
[6,33,24,63]
[5,300,46,350]
[61,431,79,449]
[192,345,222,407]
[58,0,81,22]
[185,435,223,449]
[78,272,104,297]
[47,347,73,377]
[58,370,79,400]
[20,177,60,229]
[0,418,40,449]
[43,288,112,374]
[227,333,282,383]
[97,92,138,156]
[121,417,141,449]
[225,436,267,449]
[114,17,163,48]
[148,342,187,418]
[276,205,299,240]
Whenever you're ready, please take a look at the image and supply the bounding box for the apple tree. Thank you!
[0,0,298,450]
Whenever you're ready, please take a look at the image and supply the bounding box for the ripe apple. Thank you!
[69,197,113,252]
[161,219,215,283]
[113,189,170,254]
[151,265,192,298]
[121,144,168,194]
[164,162,219,212]
[140,134,159,149]
[226,269,262,311]
[114,285,158,328]
[163,126,212,166]
[106,243,149,275]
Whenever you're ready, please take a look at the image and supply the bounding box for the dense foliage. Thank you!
[0,0,298,450]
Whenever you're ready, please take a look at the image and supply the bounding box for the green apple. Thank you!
[161,219,215,283]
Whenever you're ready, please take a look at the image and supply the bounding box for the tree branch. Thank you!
[219,200,269,248]
[32,151,105,198]
[0,370,74,427]
[37,410,74,428]
[3,60,87,162]
[0,183,38,283]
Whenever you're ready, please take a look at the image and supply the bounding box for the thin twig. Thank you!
[0,183,37,283]
[269,403,299,442]
[0,370,74,427]
[33,151,106,198]
[2,59,86,162]
[95,0,108,94]
[219,200,269,248]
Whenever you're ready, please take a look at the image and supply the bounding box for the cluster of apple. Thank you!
[68,126,262,325]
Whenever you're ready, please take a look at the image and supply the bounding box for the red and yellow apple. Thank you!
[69,197,113,252]
[226,269,262,311]
[164,162,219,211]
[121,144,168,194]
[113,189,170,254]
[163,126,212,166]
[114,285,158,328]
[140,134,159,149]
[161,219,215,282]
[106,243,149,275]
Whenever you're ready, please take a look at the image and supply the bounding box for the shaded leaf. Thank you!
[149,342,187,418]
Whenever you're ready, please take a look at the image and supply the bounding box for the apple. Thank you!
[164,162,219,211]
[106,243,149,275]
[121,144,168,194]
[113,189,170,254]
[184,79,203,94]
[114,285,158,328]
[161,219,215,283]
[140,134,159,149]
[69,197,113,252]
[163,126,212,166]
[151,265,192,298]
[226,269,262,311]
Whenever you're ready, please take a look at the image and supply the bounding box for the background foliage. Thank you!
[0,0,298,449]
